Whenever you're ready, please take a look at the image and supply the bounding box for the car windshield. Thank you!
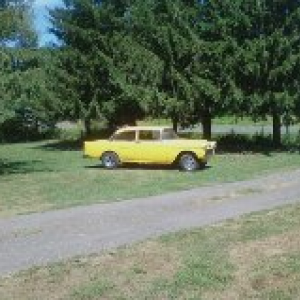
[161,129,179,140]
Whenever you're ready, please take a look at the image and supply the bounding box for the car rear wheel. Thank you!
[178,153,199,171]
[101,152,120,169]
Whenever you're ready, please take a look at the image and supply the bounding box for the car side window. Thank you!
[112,131,136,141]
[161,129,178,140]
[139,130,161,141]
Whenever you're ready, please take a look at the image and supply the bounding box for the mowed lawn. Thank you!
[1,203,300,299]
[0,140,300,217]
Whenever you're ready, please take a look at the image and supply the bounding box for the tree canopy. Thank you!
[0,1,55,140]
[235,0,300,144]
[1,0,300,144]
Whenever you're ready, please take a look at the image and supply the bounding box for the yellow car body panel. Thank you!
[84,126,216,165]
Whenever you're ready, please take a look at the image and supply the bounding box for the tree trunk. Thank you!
[172,116,178,133]
[201,114,212,140]
[84,117,92,137]
[272,111,281,146]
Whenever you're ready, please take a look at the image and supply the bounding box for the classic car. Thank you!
[84,126,216,171]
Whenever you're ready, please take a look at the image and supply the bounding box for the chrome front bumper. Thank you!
[204,141,217,161]
[207,141,217,154]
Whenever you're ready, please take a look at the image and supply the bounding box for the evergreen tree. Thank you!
[235,0,300,145]
[130,0,240,138]
[129,0,200,132]
[184,0,239,138]
[49,0,300,142]
[50,0,148,134]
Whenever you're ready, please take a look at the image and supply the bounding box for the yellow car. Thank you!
[84,126,216,171]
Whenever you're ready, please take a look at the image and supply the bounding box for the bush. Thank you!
[216,133,300,153]
[0,117,54,143]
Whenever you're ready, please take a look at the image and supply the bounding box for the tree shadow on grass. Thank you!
[215,133,300,155]
[0,159,52,176]
[35,130,112,152]
[34,140,83,152]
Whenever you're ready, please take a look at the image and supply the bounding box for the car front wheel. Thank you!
[179,153,199,171]
[101,152,120,169]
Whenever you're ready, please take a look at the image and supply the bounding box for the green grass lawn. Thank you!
[0,141,300,217]
[1,203,300,299]
[1,140,300,217]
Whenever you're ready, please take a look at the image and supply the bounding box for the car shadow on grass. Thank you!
[85,163,211,172]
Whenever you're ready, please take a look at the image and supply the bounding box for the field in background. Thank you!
[139,116,300,126]
[1,203,300,299]
[138,116,274,126]
[1,135,300,217]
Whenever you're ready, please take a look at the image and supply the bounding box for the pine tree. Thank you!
[130,0,239,138]
[129,0,199,132]
[184,0,240,139]
[235,0,300,145]
[50,0,148,134]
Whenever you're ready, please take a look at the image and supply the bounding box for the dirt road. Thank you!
[1,169,300,276]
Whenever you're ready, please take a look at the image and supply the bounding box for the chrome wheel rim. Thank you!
[103,154,117,168]
[182,155,197,171]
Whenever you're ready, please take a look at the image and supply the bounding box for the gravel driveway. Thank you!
[1,168,300,276]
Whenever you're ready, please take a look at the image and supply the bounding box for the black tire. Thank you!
[101,152,120,169]
[178,153,199,172]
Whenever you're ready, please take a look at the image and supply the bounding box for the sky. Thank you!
[33,0,63,46]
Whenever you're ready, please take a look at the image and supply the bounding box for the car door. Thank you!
[110,130,137,162]
[136,130,167,163]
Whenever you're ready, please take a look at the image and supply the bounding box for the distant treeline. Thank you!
[1,0,300,144]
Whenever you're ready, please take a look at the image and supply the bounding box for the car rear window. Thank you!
[161,129,178,140]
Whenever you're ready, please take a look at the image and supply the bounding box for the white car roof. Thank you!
[115,126,172,134]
